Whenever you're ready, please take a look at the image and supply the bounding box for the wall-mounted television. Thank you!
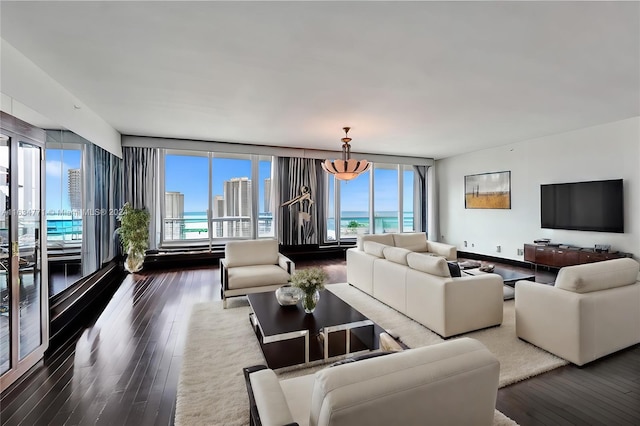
[540,179,624,233]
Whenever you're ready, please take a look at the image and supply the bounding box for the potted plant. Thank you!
[290,267,328,314]
[117,202,150,273]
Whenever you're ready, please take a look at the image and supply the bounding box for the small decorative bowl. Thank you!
[275,285,302,306]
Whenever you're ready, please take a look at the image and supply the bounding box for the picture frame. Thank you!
[464,171,511,209]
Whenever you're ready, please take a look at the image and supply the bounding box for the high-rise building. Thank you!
[212,195,224,237]
[263,178,271,213]
[223,177,251,237]
[165,191,185,239]
[67,168,82,212]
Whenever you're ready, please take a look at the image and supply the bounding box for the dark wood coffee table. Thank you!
[464,267,535,300]
[247,289,386,369]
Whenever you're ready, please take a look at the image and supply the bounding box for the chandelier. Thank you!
[321,127,371,181]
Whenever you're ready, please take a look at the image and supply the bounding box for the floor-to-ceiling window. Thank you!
[324,162,425,242]
[326,175,336,241]
[339,171,371,238]
[374,165,399,234]
[164,151,209,241]
[257,157,274,238]
[46,148,82,243]
[45,131,86,296]
[161,150,274,245]
[402,165,415,232]
[211,154,252,239]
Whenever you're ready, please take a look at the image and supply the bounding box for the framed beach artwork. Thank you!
[464,171,511,209]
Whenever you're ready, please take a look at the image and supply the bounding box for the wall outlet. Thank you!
[471,243,475,247]
[496,245,501,253]
[517,248,524,256]
[463,240,468,247]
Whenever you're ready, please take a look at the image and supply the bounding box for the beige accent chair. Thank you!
[516,257,640,366]
[244,338,499,426]
[220,239,294,308]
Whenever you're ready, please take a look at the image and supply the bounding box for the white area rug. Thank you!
[176,284,568,425]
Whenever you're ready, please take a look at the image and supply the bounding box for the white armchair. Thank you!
[516,258,640,366]
[220,239,294,308]
[244,338,499,426]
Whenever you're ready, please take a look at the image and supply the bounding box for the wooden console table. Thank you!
[524,244,631,269]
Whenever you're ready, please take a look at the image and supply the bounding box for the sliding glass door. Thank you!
[0,119,48,392]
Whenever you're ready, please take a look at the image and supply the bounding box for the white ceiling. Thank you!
[1,1,638,159]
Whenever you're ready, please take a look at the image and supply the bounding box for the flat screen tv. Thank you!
[540,179,624,233]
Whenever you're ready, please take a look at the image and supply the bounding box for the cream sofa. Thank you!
[516,257,640,366]
[347,234,503,337]
[220,239,294,308]
[244,337,500,426]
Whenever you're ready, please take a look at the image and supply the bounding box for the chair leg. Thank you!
[223,298,227,309]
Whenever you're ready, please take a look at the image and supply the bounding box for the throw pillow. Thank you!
[447,261,462,278]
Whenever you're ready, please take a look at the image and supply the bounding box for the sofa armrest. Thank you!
[278,254,295,275]
[220,258,229,291]
[245,367,298,426]
[426,241,457,260]
[515,281,583,362]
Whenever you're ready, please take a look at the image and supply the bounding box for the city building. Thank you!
[223,177,251,237]
[67,168,81,212]
[165,191,185,240]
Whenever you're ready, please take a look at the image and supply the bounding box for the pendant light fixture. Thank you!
[321,127,371,181]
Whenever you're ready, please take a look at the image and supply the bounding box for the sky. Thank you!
[165,155,271,212]
[45,148,81,213]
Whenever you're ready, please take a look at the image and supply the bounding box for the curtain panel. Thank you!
[122,147,159,250]
[81,144,123,275]
[413,165,428,234]
[277,157,326,245]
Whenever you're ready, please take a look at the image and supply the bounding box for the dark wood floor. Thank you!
[1,258,638,425]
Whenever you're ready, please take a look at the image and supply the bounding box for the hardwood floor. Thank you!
[1,258,638,425]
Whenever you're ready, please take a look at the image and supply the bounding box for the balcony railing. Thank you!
[163,214,274,241]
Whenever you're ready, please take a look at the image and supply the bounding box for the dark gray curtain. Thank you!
[277,157,325,245]
[414,165,427,233]
[122,147,158,249]
[82,144,123,275]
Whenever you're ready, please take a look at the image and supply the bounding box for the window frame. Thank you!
[160,149,274,248]
[324,162,424,244]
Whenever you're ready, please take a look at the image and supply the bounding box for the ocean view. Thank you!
[46,210,414,241]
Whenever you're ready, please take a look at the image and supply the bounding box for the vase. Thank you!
[301,289,320,314]
[275,285,302,306]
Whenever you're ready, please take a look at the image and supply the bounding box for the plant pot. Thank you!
[124,248,145,273]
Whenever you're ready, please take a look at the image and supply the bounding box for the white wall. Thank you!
[0,39,122,157]
[437,117,640,261]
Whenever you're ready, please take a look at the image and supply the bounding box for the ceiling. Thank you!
[1,1,638,159]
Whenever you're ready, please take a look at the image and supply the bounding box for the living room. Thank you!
[1,2,639,426]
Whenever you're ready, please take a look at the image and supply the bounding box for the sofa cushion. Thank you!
[357,234,395,250]
[393,232,429,252]
[406,252,452,277]
[363,241,387,258]
[383,246,412,265]
[225,239,279,267]
[227,264,291,289]
[555,257,639,293]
